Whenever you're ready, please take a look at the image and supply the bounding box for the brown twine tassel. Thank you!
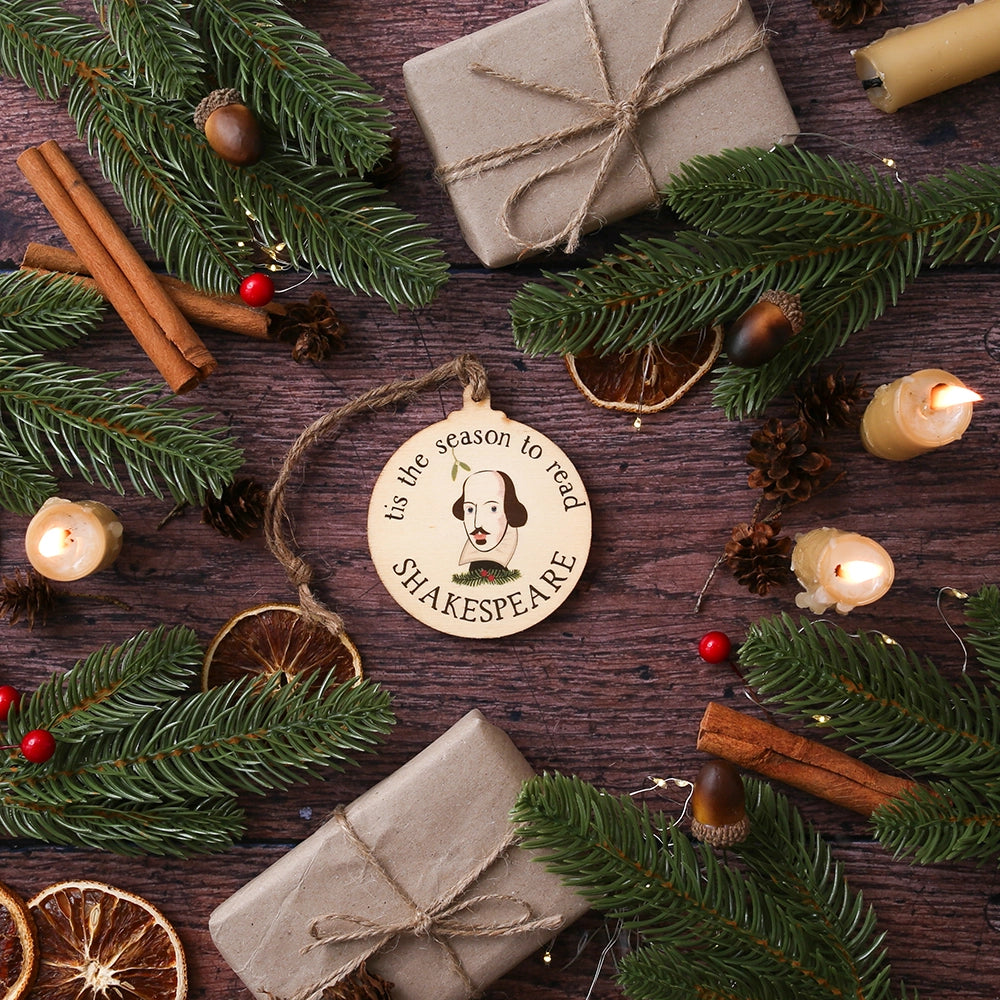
[264,354,490,638]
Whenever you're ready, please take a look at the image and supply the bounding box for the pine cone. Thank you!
[793,369,868,435]
[746,417,831,502]
[271,291,347,363]
[725,521,792,596]
[811,0,884,28]
[321,964,394,1000]
[202,477,268,539]
[0,569,59,627]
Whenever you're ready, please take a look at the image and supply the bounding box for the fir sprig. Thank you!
[0,269,104,353]
[0,356,244,506]
[192,0,391,173]
[1,0,448,306]
[513,772,904,1000]
[510,145,1000,418]
[737,604,1000,865]
[96,0,206,100]
[0,625,395,855]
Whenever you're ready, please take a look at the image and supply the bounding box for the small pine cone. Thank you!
[794,369,868,435]
[725,521,792,596]
[270,292,346,363]
[811,0,884,28]
[321,964,394,1000]
[202,477,268,539]
[746,417,831,502]
[0,569,59,627]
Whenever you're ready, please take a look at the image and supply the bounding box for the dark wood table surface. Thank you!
[2,1,1000,998]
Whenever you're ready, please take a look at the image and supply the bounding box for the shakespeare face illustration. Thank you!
[452,470,528,574]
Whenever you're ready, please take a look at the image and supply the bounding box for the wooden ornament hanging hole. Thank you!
[367,386,592,638]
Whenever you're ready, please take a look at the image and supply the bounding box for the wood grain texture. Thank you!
[2,0,1000,998]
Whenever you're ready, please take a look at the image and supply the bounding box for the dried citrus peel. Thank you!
[201,601,362,691]
[564,325,723,414]
[0,879,38,1000]
[27,880,187,1000]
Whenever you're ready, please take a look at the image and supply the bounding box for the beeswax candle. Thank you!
[25,497,123,581]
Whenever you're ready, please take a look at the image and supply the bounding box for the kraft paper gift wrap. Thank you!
[402,0,798,267]
[209,710,589,1000]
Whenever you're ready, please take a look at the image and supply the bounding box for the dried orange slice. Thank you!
[201,601,362,691]
[565,325,722,414]
[0,879,38,1000]
[27,880,186,1000]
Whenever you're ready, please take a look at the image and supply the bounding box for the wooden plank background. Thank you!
[2,0,1000,998]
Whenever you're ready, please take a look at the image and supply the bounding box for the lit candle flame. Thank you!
[38,526,72,558]
[929,382,981,411]
[834,560,883,584]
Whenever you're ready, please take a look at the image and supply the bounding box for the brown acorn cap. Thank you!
[194,88,245,132]
[690,813,751,848]
[759,289,804,335]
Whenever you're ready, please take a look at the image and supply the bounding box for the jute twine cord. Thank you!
[293,807,562,1000]
[436,0,768,255]
[265,354,490,636]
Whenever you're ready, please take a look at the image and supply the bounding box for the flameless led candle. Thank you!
[853,0,1000,113]
[24,497,124,581]
[860,368,980,461]
[791,527,895,615]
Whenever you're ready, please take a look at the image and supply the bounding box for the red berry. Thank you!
[20,728,56,764]
[0,685,20,722]
[239,273,275,307]
[698,630,732,664]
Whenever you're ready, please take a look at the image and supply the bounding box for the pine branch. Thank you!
[0,792,245,857]
[192,0,392,173]
[0,424,57,515]
[513,772,900,1000]
[738,614,1000,784]
[510,145,1000,418]
[0,625,395,855]
[0,356,244,506]
[8,625,201,742]
[0,269,105,353]
[2,2,447,306]
[0,0,80,99]
[96,0,206,100]
[961,583,1000,687]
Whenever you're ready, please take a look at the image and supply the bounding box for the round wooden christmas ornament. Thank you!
[368,385,591,638]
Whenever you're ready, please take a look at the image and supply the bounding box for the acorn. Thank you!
[194,88,263,167]
[689,758,750,847]
[724,289,804,368]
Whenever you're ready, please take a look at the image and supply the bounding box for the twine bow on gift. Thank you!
[436,0,769,255]
[292,807,563,1000]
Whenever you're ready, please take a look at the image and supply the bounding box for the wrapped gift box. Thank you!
[403,0,798,267]
[209,710,589,1000]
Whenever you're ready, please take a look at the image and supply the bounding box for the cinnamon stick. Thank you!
[16,146,201,393]
[21,243,279,340]
[697,701,917,816]
[36,140,217,375]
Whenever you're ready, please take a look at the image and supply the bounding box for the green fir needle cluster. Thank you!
[513,772,912,1000]
[1,624,394,856]
[0,0,447,308]
[0,269,243,514]
[510,144,1000,418]
[738,589,1000,866]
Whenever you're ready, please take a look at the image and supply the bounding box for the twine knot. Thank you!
[435,0,768,256]
[290,808,562,1000]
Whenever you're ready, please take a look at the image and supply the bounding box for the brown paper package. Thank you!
[209,710,590,1000]
[403,0,799,267]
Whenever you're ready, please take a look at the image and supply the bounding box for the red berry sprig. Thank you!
[239,272,275,307]
[698,630,732,664]
[0,685,20,722]
[19,729,56,764]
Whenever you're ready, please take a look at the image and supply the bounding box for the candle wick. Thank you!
[861,77,883,90]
